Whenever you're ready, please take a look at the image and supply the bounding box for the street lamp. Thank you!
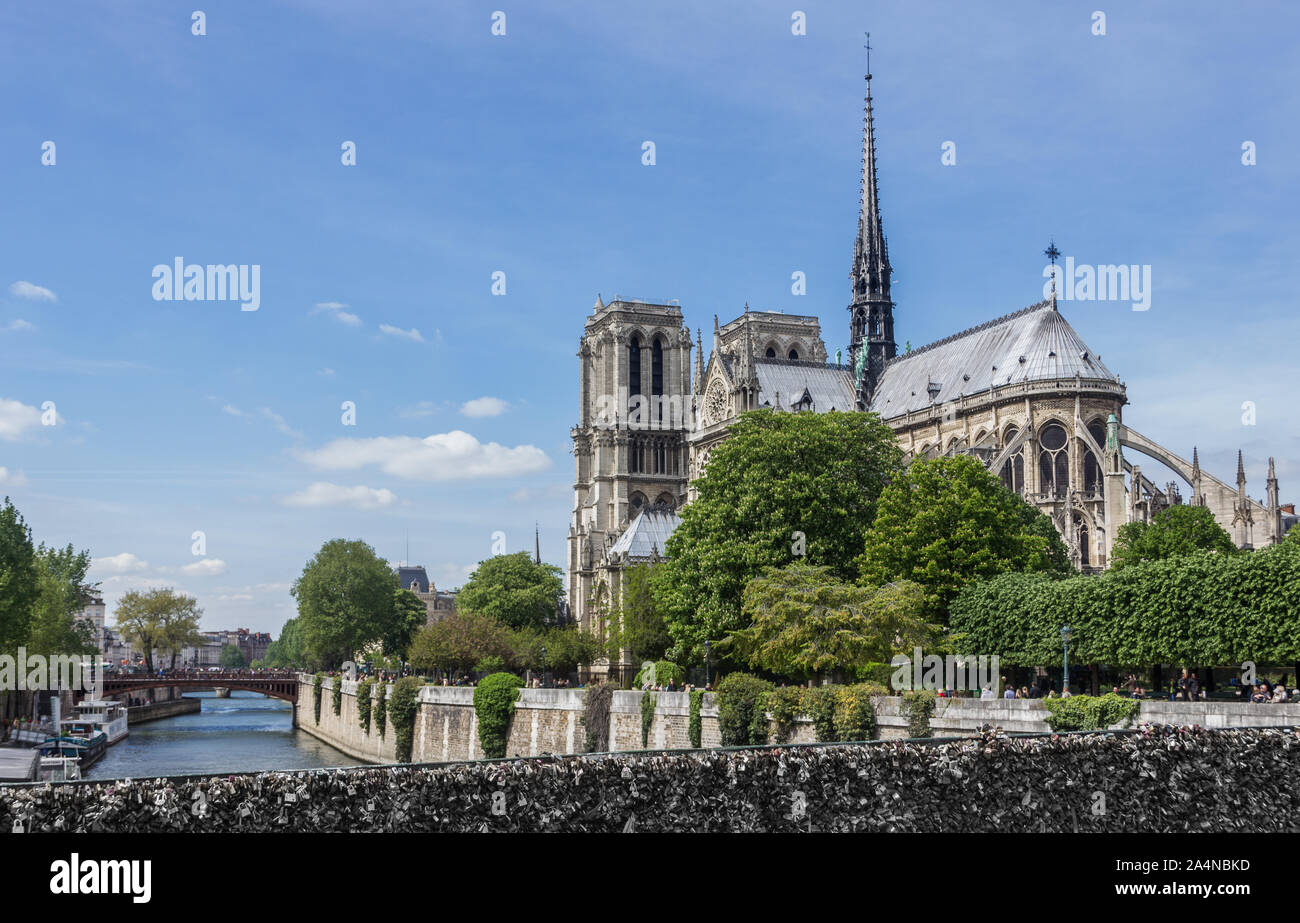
[704,640,711,689]
[1061,625,1071,695]
[540,645,547,688]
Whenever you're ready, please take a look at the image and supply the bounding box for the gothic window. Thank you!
[629,335,642,414]
[788,348,800,360]
[1038,422,1069,499]
[1074,512,1090,567]
[651,337,665,426]
[765,346,777,358]
[654,493,676,512]
[1000,426,1025,494]
[1083,419,1105,493]
[629,492,647,517]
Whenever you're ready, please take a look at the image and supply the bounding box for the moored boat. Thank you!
[37,731,107,771]
[65,699,129,745]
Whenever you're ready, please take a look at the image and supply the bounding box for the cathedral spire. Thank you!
[848,34,896,409]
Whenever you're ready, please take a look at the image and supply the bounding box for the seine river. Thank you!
[84,691,361,779]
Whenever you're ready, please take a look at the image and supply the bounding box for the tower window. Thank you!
[766,347,776,358]
[629,335,642,414]
[788,348,799,360]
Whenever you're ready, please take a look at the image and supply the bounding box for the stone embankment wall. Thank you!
[295,676,1300,764]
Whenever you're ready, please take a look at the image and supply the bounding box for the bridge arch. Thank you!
[100,674,299,704]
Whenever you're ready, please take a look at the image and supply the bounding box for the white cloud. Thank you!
[312,301,361,326]
[296,430,551,482]
[181,558,228,576]
[460,396,509,418]
[9,281,56,302]
[220,404,300,438]
[5,319,34,332]
[92,552,150,575]
[282,482,398,510]
[0,398,44,440]
[379,324,424,343]
[221,404,243,417]
[319,368,335,377]
[0,467,28,486]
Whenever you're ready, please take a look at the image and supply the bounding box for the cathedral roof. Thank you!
[606,510,681,561]
[868,300,1119,418]
[756,360,857,413]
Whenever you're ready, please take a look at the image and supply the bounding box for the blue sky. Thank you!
[1,1,1297,634]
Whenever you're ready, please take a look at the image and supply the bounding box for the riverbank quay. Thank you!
[2,725,1297,833]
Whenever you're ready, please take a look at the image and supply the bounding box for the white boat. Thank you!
[64,699,129,745]
[38,754,82,782]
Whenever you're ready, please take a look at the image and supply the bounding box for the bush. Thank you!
[582,681,613,753]
[388,676,423,763]
[716,673,773,746]
[356,679,373,734]
[375,682,388,738]
[688,690,703,748]
[1043,693,1139,732]
[802,686,839,742]
[901,689,937,738]
[640,691,656,748]
[312,673,324,724]
[856,662,897,687]
[833,683,881,742]
[633,660,685,689]
[331,674,343,717]
[765,686,804,744]
[474,672,524,758]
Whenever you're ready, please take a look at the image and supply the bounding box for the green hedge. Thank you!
[765,686,804,744]
[832,683,884,742]
[374,682,388,738]
[688,690,703,748]
[901,689,936,738]
[312,673,324,724]
[474,672,523,758]
[640,691,656,748]
[633,660,685,689]
[715,673,772,746]
[1042,693,1139,732]
[356,679,373,734]
[950,542,1300,667]
[331,675,343,717]
[388,676,423,762]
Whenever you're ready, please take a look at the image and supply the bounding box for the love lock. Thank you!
[11,818,24,834]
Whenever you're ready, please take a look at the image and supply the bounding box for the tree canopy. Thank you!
[610,563,671,665]
[455,552,563,630]
[219,643,247,669]
[408,611,513,675]
[857,455,1070,619]
[728,562,938,683]
[652,409,903,663]
[115,588,204,673]
[1110,504,1237,569]
[291,538,399,669]
[27,543,97,658]
[264,617,308,669]
[0,497,39,655]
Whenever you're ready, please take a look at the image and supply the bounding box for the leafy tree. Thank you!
[385,588,428,660]
[115,588,203,672]
[610,564,670,664]
[264,617,308,669]
[653,409,903,664]
[408,611,513,675]
[291,539,398,669]
[0,497,39,656]
[26,543,97,657]
[857,455,1070,620]
[1110,504,1237,569]
[729,562,938,683]
[456,552,563,630]
[219,644,247,669]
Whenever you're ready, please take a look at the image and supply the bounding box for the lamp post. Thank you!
[704,640,711,689]
[1061,625,1071,695]
[540,645,547,688]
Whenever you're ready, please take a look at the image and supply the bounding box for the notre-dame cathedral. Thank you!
[566,66,1290,672]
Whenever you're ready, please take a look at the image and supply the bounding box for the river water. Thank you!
[84,691,361,779]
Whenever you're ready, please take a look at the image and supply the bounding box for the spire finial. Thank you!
[1044,240,1061,304]
[534,522,541,565]
[865,31,872,83]
[1237,450,1246,486]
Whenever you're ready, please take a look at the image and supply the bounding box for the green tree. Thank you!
[610,564,670,664]
[729,562,938,683]
[510,625,603,676]
[26,543,97,657]
[264,617,308,669]
[653,409,903,664]
[857,455,1070,620]
[0,497,39,656]
[408,611,513,675]
[114,588,203,673]
[1110,504,1237,569]
[291,539,398,669]
[456,552,563,630]
[385,588,428,660]
[219,644,247,669]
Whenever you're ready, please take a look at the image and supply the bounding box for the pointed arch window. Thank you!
[1083,419,1106,493]
[629,335,642,416]
[1038,422,1069,499]
[1000,427,1025,494]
